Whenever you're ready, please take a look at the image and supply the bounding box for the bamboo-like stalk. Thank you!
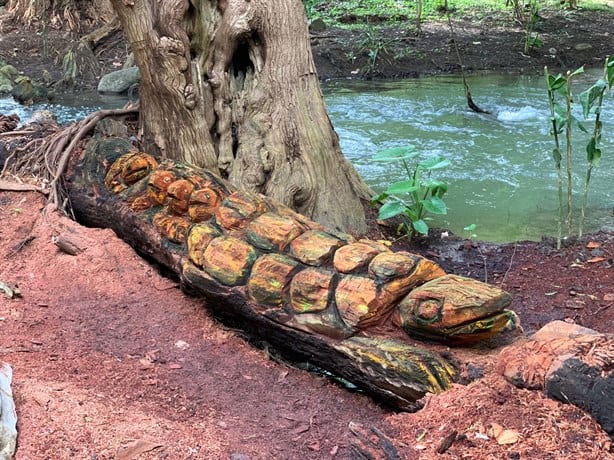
[545,67,563,250]
[564,70,574,237]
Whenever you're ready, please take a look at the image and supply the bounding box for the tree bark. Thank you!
[108,0,372,234]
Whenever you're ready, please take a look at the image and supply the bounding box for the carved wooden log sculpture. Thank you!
[65,136,519,410]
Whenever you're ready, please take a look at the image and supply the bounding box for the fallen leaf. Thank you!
[168,363,182,369]
[116,440,163,460]
[604,294,614,302]
[490,422,504,438]
[587,257,606,263]
[586,241,601,249]
[496,429,520,445]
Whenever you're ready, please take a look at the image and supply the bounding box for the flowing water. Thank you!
[2,72,613,242]
[323,72,614,242]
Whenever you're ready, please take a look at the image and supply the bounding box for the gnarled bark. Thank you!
[109,0,372,234]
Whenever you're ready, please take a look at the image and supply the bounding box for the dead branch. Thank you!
[0,179,46,194]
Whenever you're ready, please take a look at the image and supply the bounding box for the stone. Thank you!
[97,66,140,94]
[203,236,257,286]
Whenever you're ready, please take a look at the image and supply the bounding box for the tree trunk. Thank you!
[108,0,372,234]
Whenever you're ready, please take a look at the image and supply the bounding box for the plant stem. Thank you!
[545,66,563,249]
[565,70,574,236]
[579,63,607,237]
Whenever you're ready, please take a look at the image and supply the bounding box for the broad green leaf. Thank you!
[569,66,585,78]
[421,196,447,215]
[547,73,566,92]
[386,179,420,195]
[421,177,443,187]
[378,200,407,220]
[370,192,389,206]
[579,80,606,118]
[418,157,451,170]
[412,219,429,235]
[552,147,562,168]
[586,137,602,164]
[464,224,477,232]
[372,146,418,162]
[553,105,567,133]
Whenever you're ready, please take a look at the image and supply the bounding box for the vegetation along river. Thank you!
[2,72,613,242]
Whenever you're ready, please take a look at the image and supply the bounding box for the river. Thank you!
[2,72,612,242]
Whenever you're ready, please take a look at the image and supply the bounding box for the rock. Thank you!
[0,77,12,94]
[309,18,327,33]
[0,363,17,460]
[574,43,593,51]
[11,76,50,105]
[0,65,18,82]
[97,66,140,94]
[497,321,613,439]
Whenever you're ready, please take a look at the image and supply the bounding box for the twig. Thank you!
[446,15,490,114]
[0,179,46,194]
[501,242,518,286]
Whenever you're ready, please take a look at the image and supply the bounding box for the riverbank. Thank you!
[1,5,613,460]
[1,6,613,93]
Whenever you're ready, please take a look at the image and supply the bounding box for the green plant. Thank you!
[359,26,393,74]
[370,146,449,238]
[544,55,613,247]
[578,55,614,236]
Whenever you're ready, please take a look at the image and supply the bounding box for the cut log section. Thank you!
[497,321,613,439]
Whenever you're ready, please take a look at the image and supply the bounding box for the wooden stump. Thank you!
[497,321,614,439]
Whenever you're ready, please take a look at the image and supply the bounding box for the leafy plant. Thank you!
[578,55,614,236]
[544,55,613,247]
[370,146,449,238]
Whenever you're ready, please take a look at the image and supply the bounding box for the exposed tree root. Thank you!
[1,103,138,212]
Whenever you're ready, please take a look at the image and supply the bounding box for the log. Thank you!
[497,321,614,439]
[64,133,520,410]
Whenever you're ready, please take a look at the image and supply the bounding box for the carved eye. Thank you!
[414,299,443,324]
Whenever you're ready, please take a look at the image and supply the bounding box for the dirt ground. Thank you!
[1,5,614,460]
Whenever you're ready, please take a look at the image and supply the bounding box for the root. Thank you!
[1,103,139,213]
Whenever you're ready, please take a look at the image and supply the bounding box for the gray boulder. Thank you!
[98,66,140,94]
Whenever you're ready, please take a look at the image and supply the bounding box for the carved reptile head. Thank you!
[395,274,519,344]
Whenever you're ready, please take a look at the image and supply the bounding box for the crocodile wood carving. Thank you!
[66,138,519,410]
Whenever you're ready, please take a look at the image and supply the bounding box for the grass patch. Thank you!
[304,0,614,25]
